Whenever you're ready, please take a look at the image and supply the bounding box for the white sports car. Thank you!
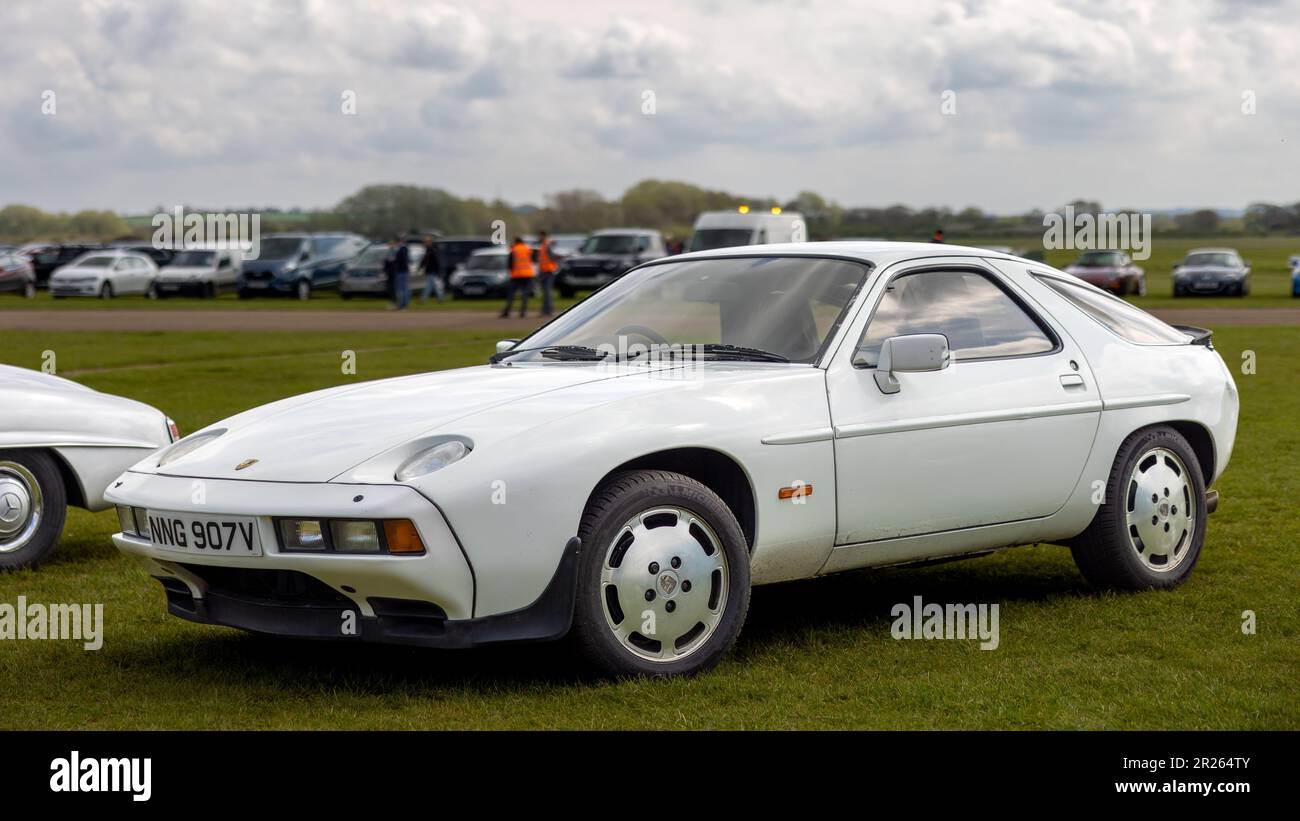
[106,243,1238,676]
[1,365,175,569]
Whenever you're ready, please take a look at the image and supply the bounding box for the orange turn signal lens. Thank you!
[383,519,425,554]
[778,484,813,500]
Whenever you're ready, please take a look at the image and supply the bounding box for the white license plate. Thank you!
[146,511,263,556]
[462,285,486,295]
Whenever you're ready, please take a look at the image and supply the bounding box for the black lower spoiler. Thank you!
[1171,325,1214,348]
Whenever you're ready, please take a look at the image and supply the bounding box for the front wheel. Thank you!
[572,470,751,677]
[296,279,311,301]
[23,280,36,298]
[99,282,113,299]
[1070,426,1207,590]
[0,451,68,570]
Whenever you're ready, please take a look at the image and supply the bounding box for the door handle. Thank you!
[1060,373,1085,389]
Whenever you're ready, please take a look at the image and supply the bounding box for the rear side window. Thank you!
[856,269,1057,367]
[1035,275,1190,345]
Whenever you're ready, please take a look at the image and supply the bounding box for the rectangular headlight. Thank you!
[329,520,381,553]
[116,505,136,536]
[279,519,326,551]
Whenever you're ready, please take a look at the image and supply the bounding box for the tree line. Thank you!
[1,181,1296,243]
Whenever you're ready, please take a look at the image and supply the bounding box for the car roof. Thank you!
[591,228,660,236]
[1187,247,1239,254]
[664,240,1022,268]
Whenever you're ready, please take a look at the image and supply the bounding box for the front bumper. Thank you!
[48,282,98,296]
[340,278,388,294]
[106,472,579,648]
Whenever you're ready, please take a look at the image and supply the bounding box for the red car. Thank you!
[0,252,36,298]
[1062,250,1146,296]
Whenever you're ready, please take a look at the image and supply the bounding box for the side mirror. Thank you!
[495,339,520,354]
[864,333,950,394]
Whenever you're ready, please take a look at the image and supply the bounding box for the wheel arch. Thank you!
[0,447,83,509]
[586,447,757,552]
[1165,420,1215,486]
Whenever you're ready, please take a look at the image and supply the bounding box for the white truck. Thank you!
[687,209,806,252]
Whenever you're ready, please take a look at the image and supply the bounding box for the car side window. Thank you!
[1034,275,1190,345]
[856,269,1056,367]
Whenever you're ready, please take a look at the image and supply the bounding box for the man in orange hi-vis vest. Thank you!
[535,230,559,317]
[499,236,535,319]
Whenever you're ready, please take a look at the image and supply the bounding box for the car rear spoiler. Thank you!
[1171,325,1214,348]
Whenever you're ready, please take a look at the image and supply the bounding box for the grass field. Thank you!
[0,326,1297,729]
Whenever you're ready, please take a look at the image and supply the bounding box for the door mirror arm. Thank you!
[862,334,951,394]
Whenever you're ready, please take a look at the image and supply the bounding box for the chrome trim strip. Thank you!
[1101,393,1191,411]
[761,427,835,445]
[833,400,1102,439]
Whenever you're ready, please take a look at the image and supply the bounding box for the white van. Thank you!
[155,246,242,297]
[687,209,806,252]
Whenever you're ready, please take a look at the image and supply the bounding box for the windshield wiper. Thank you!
[489,344,608,364]
[692,344,790,363]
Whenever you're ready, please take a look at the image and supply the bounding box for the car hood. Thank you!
[1066,265,1126,275]
[158,265,212,277]
[0,365,169,450]
[50,266,105,277]
[141,362,694,482]
[1178,265,1241,276]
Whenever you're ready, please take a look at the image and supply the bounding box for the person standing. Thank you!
[419,234,444,303]
[500,236,534,318]
[536,230,558,316]
[387,237,411,310]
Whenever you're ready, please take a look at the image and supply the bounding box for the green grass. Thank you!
[0,326,1297,729]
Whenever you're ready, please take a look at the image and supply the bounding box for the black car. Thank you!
[238,233,370,299]
[434,236,494,284]
[20,243,103,287]
[109,243,176,268]
[1172,248,1250,297]
[556,229,667,298]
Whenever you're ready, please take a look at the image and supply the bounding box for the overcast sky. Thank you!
[3,0,1299,214]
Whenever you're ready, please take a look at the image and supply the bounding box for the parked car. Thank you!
[339,241,428,298]
[547,233,587,260]
[238,233,369,299]
[109,242,176,268]
[556,228,667,297]
[1061,250,1146,296]
[47,250,159,298]
[434,236,495,279]
[0,252,36,298]
[19,243,103,287]
[448,246,513,298]
[106,242,1236,677]
[1172,248,1250,297]
[687,209,805,252]
[153,248,242,297]
[1,365,175,569]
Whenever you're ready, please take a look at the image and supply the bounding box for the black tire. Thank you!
[296,279,311,301]
[1115,279,1130,297]
[99,282,113,299]
[1173,284,1184,297]
[1070,426,1207,590]
[23,280,36,298]
[0,450,68,570]
[205,282,217,298]
[571,469,751,677]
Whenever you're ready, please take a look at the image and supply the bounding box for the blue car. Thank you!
[1291,255,1300,297]
[238,233,369,299]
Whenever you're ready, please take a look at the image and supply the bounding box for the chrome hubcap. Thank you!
[1125,447,1195,572]
[600,506,728,663]
[0,461,42,553]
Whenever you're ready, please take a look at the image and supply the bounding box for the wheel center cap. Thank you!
[0,482,30,534]
[657,571,680,599]
[1157,501,1171,519]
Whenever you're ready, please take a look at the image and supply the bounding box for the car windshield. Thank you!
[171,251,216,267]
[254,238,305,260]
[514,256,869,364]
[1183,253,1238,267]
[467,253,506,271]
[688,229,755,252]
[581,235,639,255]
[551,237,585,252]
[355,246,389,266]
[1075,252,1125,267]
[73,256,114,267]
[312,236,355,257]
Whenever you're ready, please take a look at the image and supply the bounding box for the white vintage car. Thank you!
[1,365,175,569]
[106,243,1238,676]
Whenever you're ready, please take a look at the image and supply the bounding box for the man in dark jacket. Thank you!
[386,237,411,310]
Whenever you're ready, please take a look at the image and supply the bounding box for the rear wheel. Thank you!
[1070,426,1206,590]
[572,470,750,677]
[0,451,67,570]
[99,282,113,299]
